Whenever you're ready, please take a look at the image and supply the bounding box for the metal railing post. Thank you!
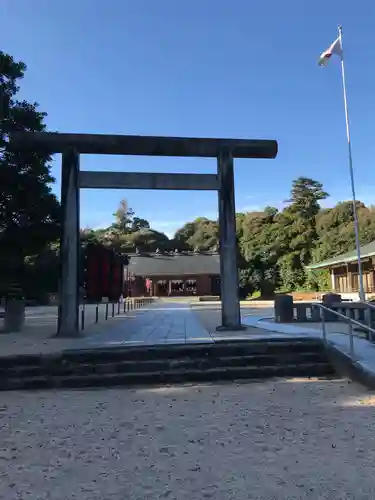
[348,321,354,356]
[320,307,327,343]
[95,305,99,323]
[365,307,372,342]
[81,307,85,331]
[112,302,115,317]
[105,303,108,320]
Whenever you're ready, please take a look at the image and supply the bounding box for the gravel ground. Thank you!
[1,378,375,499]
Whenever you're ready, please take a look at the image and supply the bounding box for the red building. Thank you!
[83,243,129,301]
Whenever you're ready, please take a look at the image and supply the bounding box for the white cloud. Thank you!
[238,204,265,213]
[237,201,285,213]
[150,211,219,237]
[151,220,188,229]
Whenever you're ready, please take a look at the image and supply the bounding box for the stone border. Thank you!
[325,343,375,390]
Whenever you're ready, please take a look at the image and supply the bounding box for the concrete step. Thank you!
[0,351,328,379]
[0,362,335,391]
[0,337,325,368]
[0,338,335,391]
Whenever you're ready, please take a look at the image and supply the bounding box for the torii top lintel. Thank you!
[9,132,278,159]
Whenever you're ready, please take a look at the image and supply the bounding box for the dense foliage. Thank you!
[0,51,60,296]
[80,179,375,298]
[3,50,375,300]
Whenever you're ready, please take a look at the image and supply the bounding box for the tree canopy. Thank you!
[82,177,375,298]
[0,51,60,293]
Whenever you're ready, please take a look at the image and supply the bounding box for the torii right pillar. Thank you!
[216,149,243,331]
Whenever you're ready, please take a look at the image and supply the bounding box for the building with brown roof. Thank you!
[126,250,220,297]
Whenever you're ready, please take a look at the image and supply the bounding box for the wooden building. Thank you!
[126,250,221,297]
[307,240,375,296]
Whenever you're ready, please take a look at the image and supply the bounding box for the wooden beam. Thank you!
[79,171,219,190]
[9,132,278,159]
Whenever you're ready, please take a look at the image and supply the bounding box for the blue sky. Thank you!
[3,1,375,236]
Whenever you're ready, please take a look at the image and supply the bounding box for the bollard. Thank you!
[123,301,126,314]
[274,295,294,323]
[117,302,120,315]
[105,303,109,320]
[322,293,342,322]
[3,299,25,333]
[95,305,99,323]
[112,302,115,317]
[81,308,85,331]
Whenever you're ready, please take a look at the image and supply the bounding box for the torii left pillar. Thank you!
[57,149,80,337]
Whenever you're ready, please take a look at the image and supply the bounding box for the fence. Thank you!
[79,297,155,331]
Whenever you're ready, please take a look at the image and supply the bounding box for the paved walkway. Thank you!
[0,302,142,357]
[74,301,214,349]
[0,301,285,357]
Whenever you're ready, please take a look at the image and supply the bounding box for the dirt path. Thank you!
[1,378,375,499]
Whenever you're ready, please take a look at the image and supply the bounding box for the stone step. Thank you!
[0,338,325,368]
[0,338,335,391]
[0,352,328,379]
[0,362,335,391]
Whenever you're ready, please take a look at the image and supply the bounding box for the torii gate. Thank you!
[10,132,278,336]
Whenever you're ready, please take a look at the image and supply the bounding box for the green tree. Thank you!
[277,177,328,289]
[173,218,219,251]
[314,201,375,261]
[237,209,281,296]
[131,217,150,232]
[111,199,135,233]
[0,51,60,294]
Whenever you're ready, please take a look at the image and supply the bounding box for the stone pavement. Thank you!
[73,301,215,349]
[191,302,274,341]
[0,301,153,357]
[0,300,275,357]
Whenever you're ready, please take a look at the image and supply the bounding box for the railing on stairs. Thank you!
[314,303,375,358]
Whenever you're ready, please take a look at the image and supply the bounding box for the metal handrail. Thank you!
[314,303,375,357]
[358,301,375,342]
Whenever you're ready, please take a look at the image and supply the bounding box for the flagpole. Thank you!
[338,25,365,301]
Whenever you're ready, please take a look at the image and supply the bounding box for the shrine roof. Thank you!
[127,251,220,276]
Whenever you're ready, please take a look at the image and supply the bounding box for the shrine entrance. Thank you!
[10,132,277,336]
